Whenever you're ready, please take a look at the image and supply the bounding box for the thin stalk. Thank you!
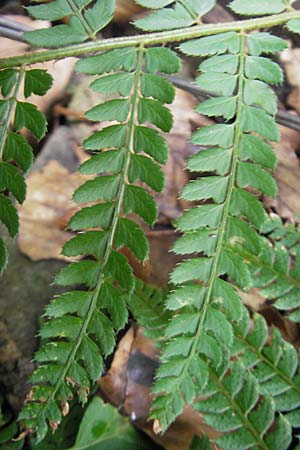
[177,0,199,22]
[0,69,24,159]
[66,0,95,39]
[1,10,300,68]
[37,45,145,427]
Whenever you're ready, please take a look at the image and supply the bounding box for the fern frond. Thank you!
[151,30,286,431]
[230,216,300,323]
[134,0,216,31]
[233,307,300,429]
[194,359,292,450]
[132,279,297,447]
[20,45,180,441]
[24,0,115,48]
[0,68,51,273]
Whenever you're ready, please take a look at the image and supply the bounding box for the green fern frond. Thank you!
[230,216,300,323]
[0,67,51,274]
[24,0,116,48]
[194,359,292,450]
[233,307,300,429]
[134,0,216,31]
[129,273,299,447]
[19,45,180,441]
[151,30,286,431]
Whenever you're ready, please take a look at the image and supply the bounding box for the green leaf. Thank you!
[0,162,26,203]
[239,134,276,169]
[76,48,137,75]
[79,150,124,175]
[244,79,277,115]
[138,98,173,132]
[247,32,287,56]
[79,336,103,382]
[230,0,286,15]
[241,106,279,141]
[68,203,114,231]
[73,175,120,203]
[128,154,164,192]
[83,0,115,34]
[286,19,300,34]
[45,291,91,318]
[136,0,173,6]
[237,161,278,197]
[145,47,181,74]
[171,258,212,284]
[24,69,53,98]
[62,230,108,259]
[172,229,217,256]
[166,285,206,310]
[88,311,115,358]
[85,99,130,122]
[0,237,8,275]
[245,56,283,84]
[90,73,133,97]
[135,3,194,31]
[180,32,239,56]
[24,22,87,48]
[55,260,100,288]
[115,218,149,261]
[218,247,252,288]
[177,204,224,231]
[230,187,266,229]
[196,72,237,96]
[83,125,127,150]
[226,216,260,255]
[199,54,239,74]
[39,316,82,340]
[98,282,128,331]
[124,184,157,225]
[212,278,243,321]
[26,0,72,21]
[0,69,17,97]
[105,250,135,293]
[187,148,231,176]
[141,73,175,103]
[70,396,158,450]
[0,194,19,237]
[196,96,236,120]
[4,132,33,172]
[181,176,228,203]
[14,102,47,140]
[192,124,234,148]
[134,126,168,164]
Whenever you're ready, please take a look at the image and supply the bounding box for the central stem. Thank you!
[1,11,300,68]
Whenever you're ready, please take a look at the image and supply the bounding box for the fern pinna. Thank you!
[0,0,300,448]
[0,68,51,273]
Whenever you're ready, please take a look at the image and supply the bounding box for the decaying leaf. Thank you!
[99,326,219,450]
[17,159,90,261]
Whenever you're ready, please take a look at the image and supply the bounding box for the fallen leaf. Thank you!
[98,326,219,450]
[17,159,89,261]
